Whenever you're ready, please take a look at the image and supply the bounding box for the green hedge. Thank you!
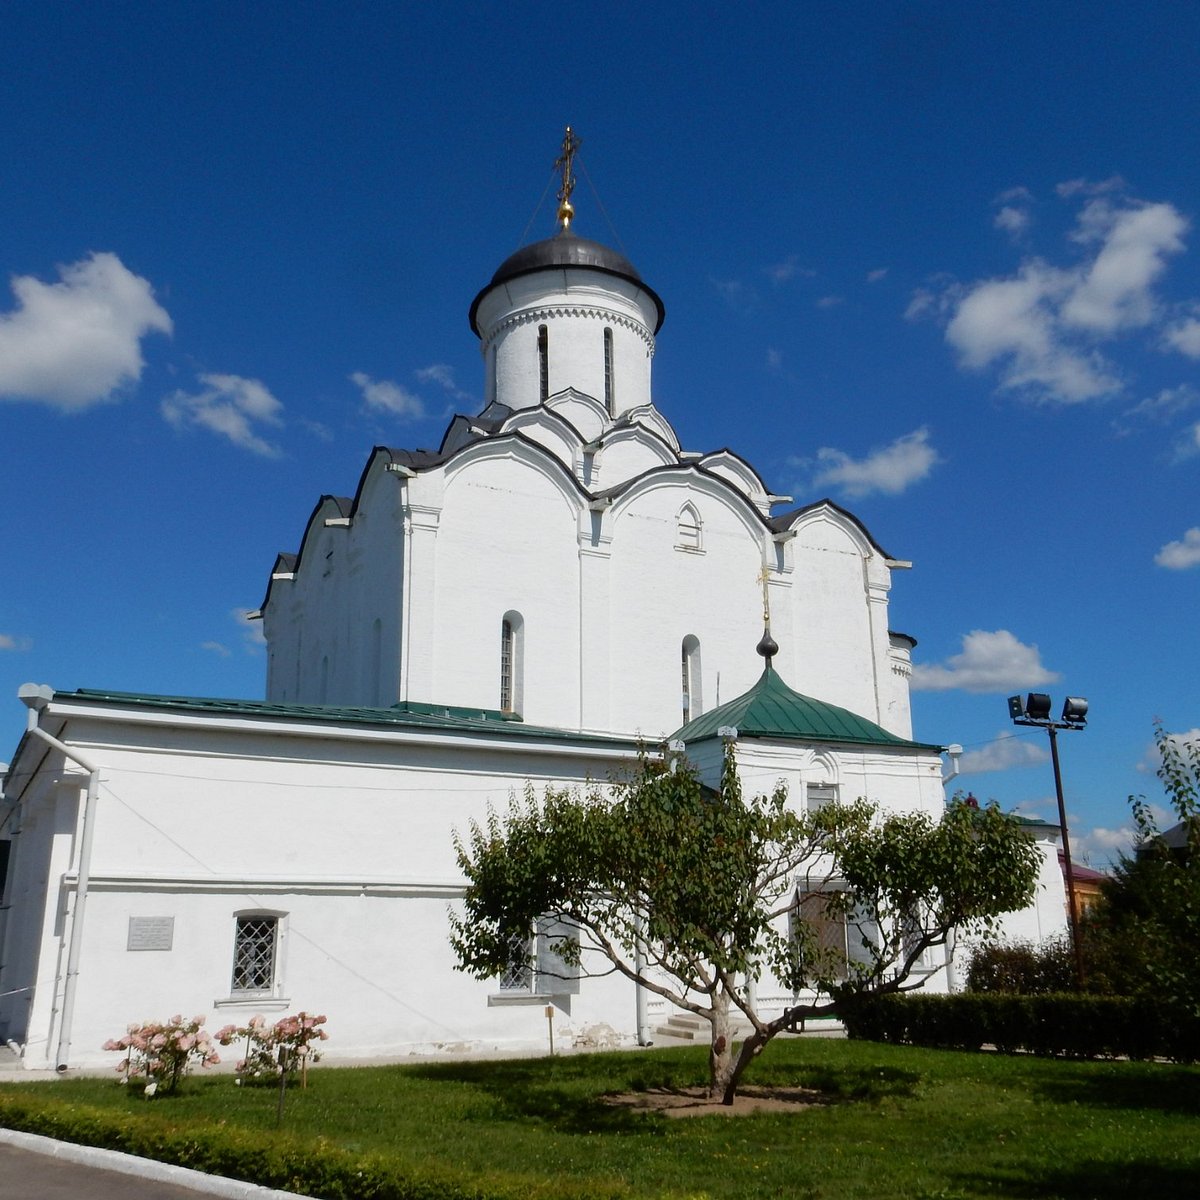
[0,1091,579,1200]
[842,992,1200,1061]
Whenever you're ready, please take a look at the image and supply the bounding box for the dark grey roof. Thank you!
[469,229,665,335]
[770,498,898,560]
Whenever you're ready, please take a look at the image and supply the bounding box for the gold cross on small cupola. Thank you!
[756,565,778,668]
[555,125,581,229]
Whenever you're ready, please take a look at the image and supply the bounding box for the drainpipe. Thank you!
[17,684,99,1072]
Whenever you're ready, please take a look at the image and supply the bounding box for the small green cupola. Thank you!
[671,665,940,752]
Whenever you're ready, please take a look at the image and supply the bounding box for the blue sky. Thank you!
[2,2,1197,865]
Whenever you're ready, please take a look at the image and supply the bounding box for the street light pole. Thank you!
[1008,692,1088,990]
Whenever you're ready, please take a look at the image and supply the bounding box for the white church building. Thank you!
[0,144,1067,1070]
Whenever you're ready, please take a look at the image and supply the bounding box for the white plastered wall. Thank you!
[1,707,649,1069]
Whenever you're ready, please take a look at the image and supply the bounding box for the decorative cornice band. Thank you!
[480,306,656,356]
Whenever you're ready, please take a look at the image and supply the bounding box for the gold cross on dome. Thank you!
[555,126,581,227]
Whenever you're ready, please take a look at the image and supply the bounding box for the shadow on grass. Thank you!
[1030,1062,1200,1118]
[956,1159,1200,1199]
[399,1050,920,1135]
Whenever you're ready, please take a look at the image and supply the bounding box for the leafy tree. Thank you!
[1081,723,1200,1015]
[450,750,1040,1104]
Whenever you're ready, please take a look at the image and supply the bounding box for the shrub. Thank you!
[215,1012,329,1083]
[102,1015,220,1096]
[843,991,1199,1061]
[965,936,1074,994]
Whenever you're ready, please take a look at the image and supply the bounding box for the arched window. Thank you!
[681,635,702,723]
[500,611,524,714]
[537,325,549,402]
[603,327,615,415]
[676,503,703,552]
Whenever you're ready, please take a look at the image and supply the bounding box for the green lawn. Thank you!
[1,1039,1197,1199]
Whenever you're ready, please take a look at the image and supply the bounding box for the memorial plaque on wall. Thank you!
[127,916,175,951]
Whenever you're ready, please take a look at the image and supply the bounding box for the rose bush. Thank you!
[215,1012,329,1083]
[102,1015,219,1096]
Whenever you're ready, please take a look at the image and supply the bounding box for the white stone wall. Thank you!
[261,258,917,752]
[0,705,649,1068]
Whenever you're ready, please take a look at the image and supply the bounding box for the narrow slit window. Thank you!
[603,327,614,415]
[500,619,514,712]
[537,325,549,402]
[681,635,701,723]
[500,612,523,714]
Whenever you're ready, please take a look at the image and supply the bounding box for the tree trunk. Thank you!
[707,993,736,1103]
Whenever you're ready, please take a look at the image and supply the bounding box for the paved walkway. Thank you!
[0,1132,305,1200]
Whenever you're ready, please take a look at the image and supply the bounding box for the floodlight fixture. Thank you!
[1004,689,1090,988]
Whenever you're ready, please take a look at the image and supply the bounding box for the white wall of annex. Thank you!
[4,714,648,1068]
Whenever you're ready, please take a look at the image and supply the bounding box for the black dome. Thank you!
[470,228,664,335]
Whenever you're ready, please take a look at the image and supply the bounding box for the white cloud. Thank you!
[866,268,888,284]
[921,188,1191,404]
[1181,423,1200,459]
[1072,825,1136,865]
[0,252,172,410]
[992,188,1034,241]
[350,371,427,419]
[765,347,782,371]
[958,732,1049,775]
[1155,527,1200,569]
[1164,315,1200,358]
[945,261,1121,402]
[0,633,31,652]
[809,427,940,498]
[232,607,267,652]
[162,374,284,457]
[911,629,1061,694]
[764,256,814,284]
[816,294,844,309]
[994,206,1030,238]
[415,362,471,402]
[1059,199,1186,333]
[1056,175,1125,199]
[201,640,232,658]
[1123,383,1199,424]
[711,278,757,312]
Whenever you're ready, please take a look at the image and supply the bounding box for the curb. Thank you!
[0,1128,308,1198]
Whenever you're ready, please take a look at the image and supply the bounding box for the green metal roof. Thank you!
[672,667,941,752]
[60,688,641,748]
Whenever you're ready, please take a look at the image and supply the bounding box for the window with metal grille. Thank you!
[231,916,278,993]
[495,920,581,995]
[498,930,533,992]
[603,327,614,415]
[537,325,549,401]
[794,891,848,981]
[806,783,839,814]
